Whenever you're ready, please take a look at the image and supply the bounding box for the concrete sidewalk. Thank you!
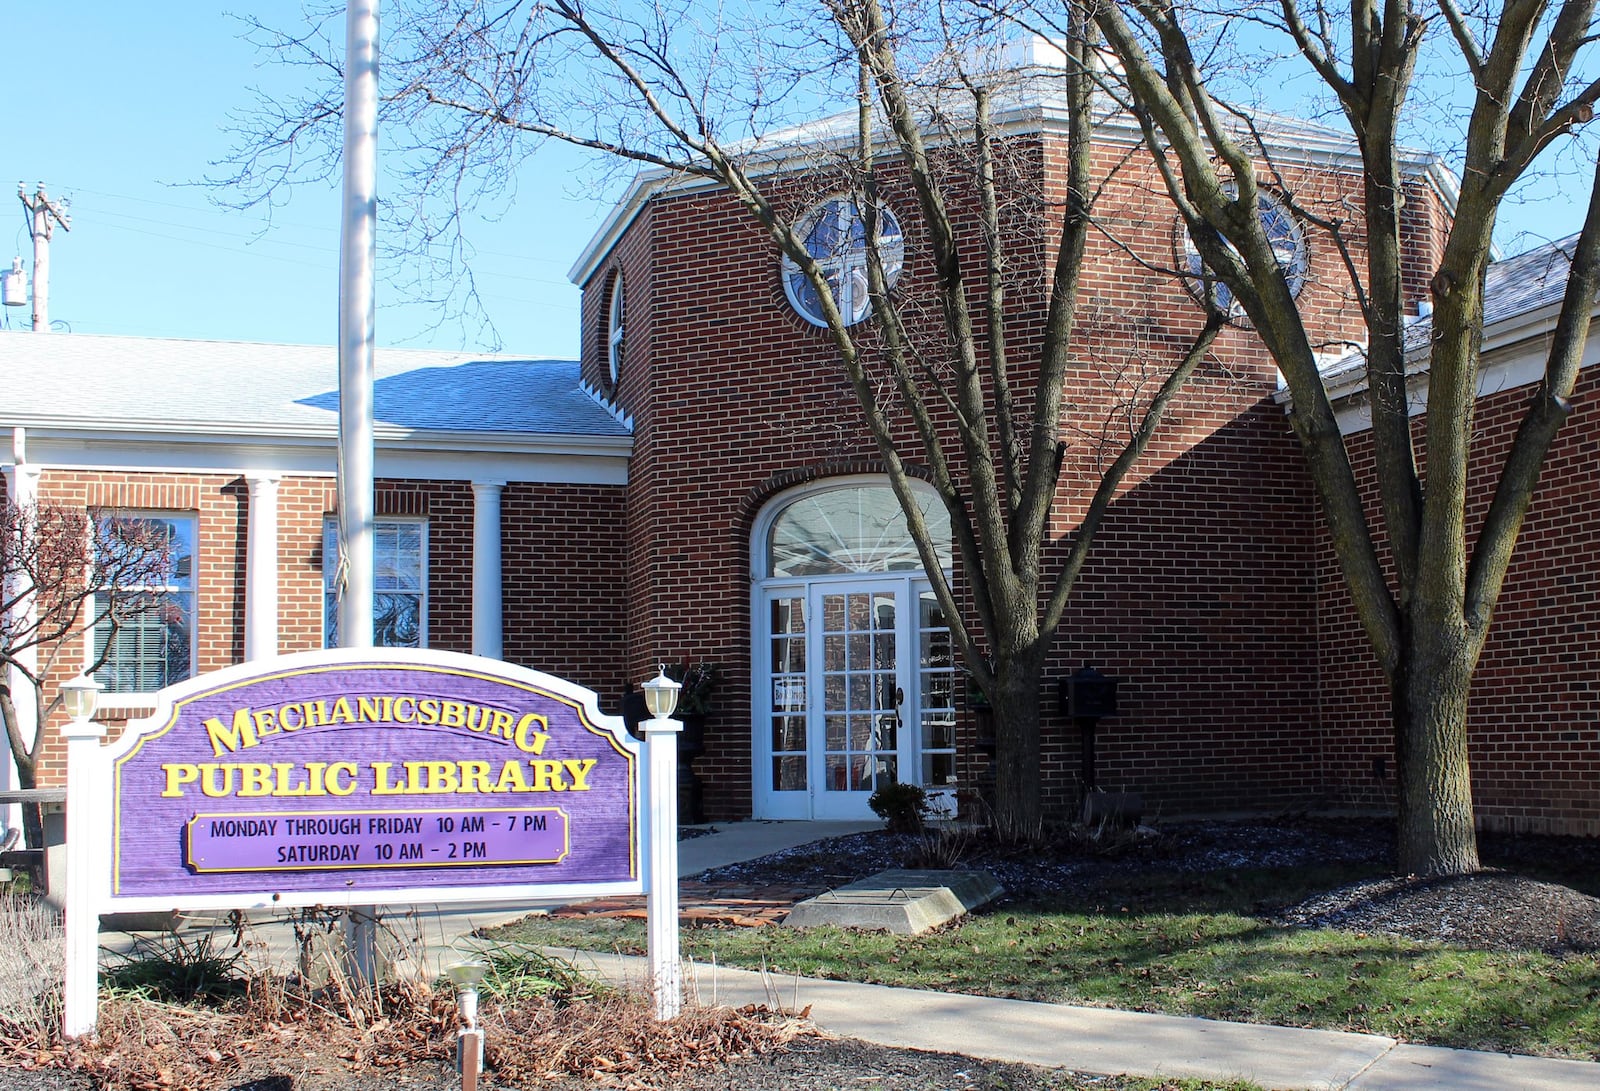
[555,946,1600,1091]
[674,819,877,874]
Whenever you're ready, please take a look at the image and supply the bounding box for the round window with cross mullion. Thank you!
[782,196,905,327]
[1176,189,1307,317]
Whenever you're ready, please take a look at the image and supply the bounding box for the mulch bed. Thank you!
[546,816,1600,954]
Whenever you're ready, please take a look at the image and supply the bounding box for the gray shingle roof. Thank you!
[0,333,627,439]
[1480,232,1578,327]
[1316,232,1585,389]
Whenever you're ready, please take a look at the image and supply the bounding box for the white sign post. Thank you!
[60,677,106,1038]
[643,714,683,1019]
[640,665,684,1020]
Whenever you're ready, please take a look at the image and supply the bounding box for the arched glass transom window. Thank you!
[766,482,951,577]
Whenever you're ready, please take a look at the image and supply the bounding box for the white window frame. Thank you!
[89,511,198,707]
[782,196,905,328]
[749,477,955,819]
[607,272,625,386]
[322,517,429,649]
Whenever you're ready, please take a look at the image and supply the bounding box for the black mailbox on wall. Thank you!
[1060,664,1119,719]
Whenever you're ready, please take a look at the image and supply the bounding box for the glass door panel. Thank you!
[817,587,900,805]
[917,587,958,816]
[756,577,950,820]
[768,595,808,794]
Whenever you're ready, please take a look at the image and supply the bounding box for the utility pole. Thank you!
[18,183,70,333]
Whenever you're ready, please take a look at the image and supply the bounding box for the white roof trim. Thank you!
[1313,299,1600,435]
[3,432,631,486]
[569,95,1457,288]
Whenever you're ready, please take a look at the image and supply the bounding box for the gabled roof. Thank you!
[1,332,629,444]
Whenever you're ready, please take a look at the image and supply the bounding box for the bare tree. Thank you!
[220,0,1245,839]
[2,502,175,847]
[1074,0,1600,872]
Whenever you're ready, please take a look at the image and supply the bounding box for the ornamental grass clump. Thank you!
[0,893,63,1053]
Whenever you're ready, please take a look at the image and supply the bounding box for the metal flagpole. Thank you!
[338,0,381,988]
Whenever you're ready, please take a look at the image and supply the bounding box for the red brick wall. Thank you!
[22,471,627,787]
[578,128,1376,821]
[1316,363,1600,836]
[501,482,629,696]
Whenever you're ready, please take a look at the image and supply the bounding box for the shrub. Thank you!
[103,927,248,1003]
[869,782,929,834]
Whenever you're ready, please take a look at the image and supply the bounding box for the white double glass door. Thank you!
[755,576,957,820]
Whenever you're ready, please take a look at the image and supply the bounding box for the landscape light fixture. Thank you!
[446,960,489,1091]
[60,674,102,723]
[642,665,681,719]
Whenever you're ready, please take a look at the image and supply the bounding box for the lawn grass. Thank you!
[490,863,1600,1061]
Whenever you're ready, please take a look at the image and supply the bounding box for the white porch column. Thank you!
[243,474,281,661]
[2,433,42,833]
[471,481,505,660]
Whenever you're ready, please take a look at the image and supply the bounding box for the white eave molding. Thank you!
[2,422,633,486]
[1282,296,1600,435]
[569,96,1458,293]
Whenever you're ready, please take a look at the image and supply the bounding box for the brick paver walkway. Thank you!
[548,880,821,927]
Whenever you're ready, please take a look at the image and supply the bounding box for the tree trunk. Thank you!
[1393,636,1481,876]
[10,763,45,851]
[989,656,1044,843]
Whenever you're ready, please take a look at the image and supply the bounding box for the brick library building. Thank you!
[5,78,1598,842]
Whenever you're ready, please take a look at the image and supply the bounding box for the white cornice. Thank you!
[1307,299,1600,435]
[568,96,1457,289]
[1,429,632,485]
[0,417,630,456]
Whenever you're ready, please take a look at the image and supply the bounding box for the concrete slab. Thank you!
[783,869,1003,934]
[1348,1042,1600,1091]
[555,949,1401,1091]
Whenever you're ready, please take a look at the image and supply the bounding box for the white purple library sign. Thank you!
[61,649,680,1037]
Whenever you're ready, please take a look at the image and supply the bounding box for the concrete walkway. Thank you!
[553,947,1600,1091]
[102,819,1600,1091]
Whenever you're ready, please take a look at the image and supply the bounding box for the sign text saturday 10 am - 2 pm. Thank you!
[108,658,639,900]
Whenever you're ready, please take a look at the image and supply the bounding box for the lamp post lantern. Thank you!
[642,665,681,719]
[60,674,102,723]
[641,664,683,1019]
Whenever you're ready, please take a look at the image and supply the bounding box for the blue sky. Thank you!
[3,4,1591,358]
[3,3,608,357]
